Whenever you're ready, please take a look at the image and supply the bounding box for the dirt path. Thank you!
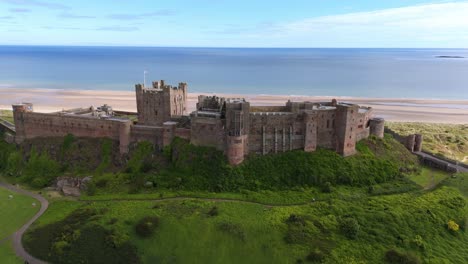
[0,182,48,264]
[81,196,314,207]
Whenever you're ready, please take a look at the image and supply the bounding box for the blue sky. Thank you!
[0,0,467,47]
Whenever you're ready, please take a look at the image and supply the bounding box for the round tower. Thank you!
[369,117,385,138]
[414,134,423,152]
[12,103,33,144]
[226,135,246,166]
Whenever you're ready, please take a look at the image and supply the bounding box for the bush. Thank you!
[339,217,360,239]
[135,216,159,238]
[22,149,61,188]
[23,208,140,264]
[306,248,325,263]
[384,249,420,264]
[86,182,97,196]
[447,220,459,232]
[208,206,219,217]
[321,182,333,193]
[95,178,108,188]
[218,222,245,241]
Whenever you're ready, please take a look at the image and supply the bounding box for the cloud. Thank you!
[108,9,174,20]
[0,16,14,19]
[9,8,30,12]
[0,0,69,10]
[58,12,95,19]
[264,2,468,47]
[96,26,139,32]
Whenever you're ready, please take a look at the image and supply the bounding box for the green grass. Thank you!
[24,183,467,264]
[0,186,39,263]
[0,241,22,264]
[442,173,468,198]
[386,122,468,163]
[0,110,14,124]
[407,167,451,190]
[0,187,39,238]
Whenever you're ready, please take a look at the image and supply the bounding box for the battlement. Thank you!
[136,80,187,126]
[11,80,383,166]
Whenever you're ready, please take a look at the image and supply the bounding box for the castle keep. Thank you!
[13,80,384,165]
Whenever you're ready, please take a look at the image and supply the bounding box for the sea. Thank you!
[0,46,467,100]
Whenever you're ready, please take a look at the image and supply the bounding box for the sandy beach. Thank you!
[1,88,467,124]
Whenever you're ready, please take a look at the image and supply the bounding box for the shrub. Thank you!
[95,178,108,188]
[447,220,459,232]
[384,249,420,264]
[208,206,219,217]
[135,216,159,238]
[218,222,245,241]
[86,182,97,196]
[321,182,333,193]
[339,217,360,239]
[306,248,325,263]
[286,214,306,226]
[22,149,61,188]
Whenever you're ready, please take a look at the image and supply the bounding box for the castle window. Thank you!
[358,125,363,129]
[326,120,330,128]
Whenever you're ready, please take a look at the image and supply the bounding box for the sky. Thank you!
[0,0,468,47]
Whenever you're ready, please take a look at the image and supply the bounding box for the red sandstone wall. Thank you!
[130,125,164,148]
[20,112,129,140]
[190,117,226,150]
[175,128,191,140]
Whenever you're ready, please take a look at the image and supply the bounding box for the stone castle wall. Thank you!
[13,80,382,165]
[14,110,132,154]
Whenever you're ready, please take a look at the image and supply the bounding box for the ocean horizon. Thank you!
[1,45,467,100]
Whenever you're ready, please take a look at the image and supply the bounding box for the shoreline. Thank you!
[1,88,467,124]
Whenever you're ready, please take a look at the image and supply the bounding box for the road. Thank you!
[0,182,48,264]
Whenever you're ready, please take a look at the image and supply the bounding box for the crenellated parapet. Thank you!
[135,80,187,126]
[11,80,385,166]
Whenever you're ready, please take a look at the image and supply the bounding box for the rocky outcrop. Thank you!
[55,176,92,197]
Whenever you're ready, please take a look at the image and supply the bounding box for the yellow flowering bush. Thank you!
[447,220,459,232]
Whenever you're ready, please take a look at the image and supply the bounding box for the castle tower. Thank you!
[369,117,385,138]
[405,134,416,152]
[12,103,33,144]
[135,80,187,126]
[414,134,423,152]
[225,99,250,165]
[335,104,358,156]
[303,111,318,152]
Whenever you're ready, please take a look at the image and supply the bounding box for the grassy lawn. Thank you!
[386,122,468,163]
[0,110,14,124]
[25,184,468,264]
[0,187,39,238]
[442,172,468,198]
[0,186,40,263]
[0,242,22,264]
[407,167,451,190]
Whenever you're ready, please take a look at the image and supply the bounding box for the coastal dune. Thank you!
[1,88,467,124]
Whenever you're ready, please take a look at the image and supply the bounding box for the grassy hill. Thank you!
[0,109,14,124]
[1,132,466,263]
[0,185,39,264]
[386,122,468,164]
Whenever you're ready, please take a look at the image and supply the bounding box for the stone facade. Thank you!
[12,80,383,165]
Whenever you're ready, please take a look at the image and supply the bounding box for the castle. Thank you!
[12,80,385,165]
